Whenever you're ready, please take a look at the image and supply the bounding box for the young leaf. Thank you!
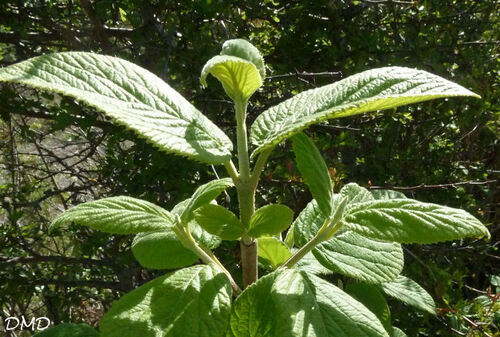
[33,323,99,337]
[248,204,294,237]
[50,196,174,234]
[292,133,334,217]
[132,231,198,269]
[250,67,479,156]
[346,283,392,332]
[294,199,403,283]
[228,269,389,337]
[0,52,233,164]
[100,265,232,337]
[194,204,245,240]
[257,237,292,270]
[201,39,265,101]
[221,39,266,80]
[200,55,262,101]
[343,199,490,244]
[180,178,234,222]
[381,275,436,315]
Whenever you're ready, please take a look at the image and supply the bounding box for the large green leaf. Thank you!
[381,275,436,314]
[100,265,232,337]
[294,199,404,283]
[50,196,174,234]
[180,178,234,222]
[257,237,292,270]
[228,269,389,337]
[292,133,334,217]
[248,204,294,237]
[346,283,392,332]
[250,67,479,156]
[194,204,245,240]
[0,52,233,164]
[131,231,198,269]
[371,189,407,200]
[294,251,333,275]
[33,323,99,337]
[343,199,490,244]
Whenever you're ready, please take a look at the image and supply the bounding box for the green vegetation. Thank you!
[0,1,498,336]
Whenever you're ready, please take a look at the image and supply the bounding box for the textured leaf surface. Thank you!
[33,323,99,337]
[228,269,389,337]
[194,204,244,240]
[294,199,403,283]
[344,199,490,243]
[250,66,479,155]
[50,196,174,234]
[221,39,265,80]
[294,251,333,275]
[181,178,234,222]
[257,237,291,270]
[248,204,294,237]
[371,189,407,200]
[381,275,436,314]
[100,265,232,337]
[292,133,334,217]
[0,52,233,163]
[346,283,392,331]
[341,183,374,204]
[201,55,262,101]
[132,231,198,269]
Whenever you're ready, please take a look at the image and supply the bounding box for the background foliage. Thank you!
[0,0,498,336]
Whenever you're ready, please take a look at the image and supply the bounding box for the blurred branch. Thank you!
[369,180,497,191]
[266,70,343,81]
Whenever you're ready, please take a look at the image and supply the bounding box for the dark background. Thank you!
[0,0,498,336]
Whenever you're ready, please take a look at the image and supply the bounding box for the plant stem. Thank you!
[234,97,258,288]
[280,218,343,269]
[174,224,242,295]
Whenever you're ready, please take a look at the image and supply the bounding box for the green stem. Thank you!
[280,217,343,269]
[234,97,258,288]
[174,224,242,295]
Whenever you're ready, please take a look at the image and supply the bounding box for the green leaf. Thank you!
[194,204,244,240]
[181,178,234,222]
[0,52,233,164]
[371,189,407,200]
[248,204,294,237]
[294,251,333,275]
[172,198,222,249]
[132,231,198,269]
[294,199,404,283]
[390,327,408,337]
[346,283,392,331]
[250,66,479,156]
[341,183,374,204]
[201,55,262,101]
[221,39,266,80]
[343,199,490,244]
[292,133,334,217]
[381,275,436,314]
[100,265,232,337]
[33,323,99,337]
[50,196,174,234]
[228,269,389,337]
[257,237,291,270]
